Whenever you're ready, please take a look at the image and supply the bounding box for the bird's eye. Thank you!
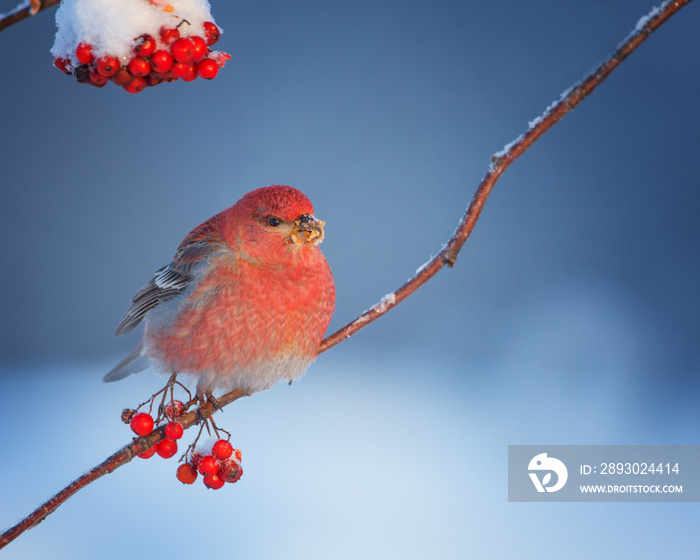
[267,217,281,227]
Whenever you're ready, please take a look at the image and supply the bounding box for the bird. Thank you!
[104,185,336,397]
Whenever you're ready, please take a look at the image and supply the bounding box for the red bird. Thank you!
[105,185,336,396]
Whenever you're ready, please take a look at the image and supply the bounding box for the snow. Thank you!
[51,0,220,62]
[0,1,30,20]
[635,1,665,32]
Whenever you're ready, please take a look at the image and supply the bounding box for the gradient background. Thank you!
[1,1,699,558]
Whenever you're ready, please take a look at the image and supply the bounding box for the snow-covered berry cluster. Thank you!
[51,0,230,92]
[178,439,243,490]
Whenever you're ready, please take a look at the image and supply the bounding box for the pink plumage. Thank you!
[105,185,336,394]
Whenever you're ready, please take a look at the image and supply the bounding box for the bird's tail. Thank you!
[104,344,150,382]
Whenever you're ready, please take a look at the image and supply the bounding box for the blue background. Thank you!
[1,1,698,558]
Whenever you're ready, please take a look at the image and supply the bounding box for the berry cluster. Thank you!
[129,407,184,459]
[53,21,229,93]
[126,399,242,489]
[178,439,243,490]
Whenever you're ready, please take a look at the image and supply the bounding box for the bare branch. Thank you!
[0,0,693,551]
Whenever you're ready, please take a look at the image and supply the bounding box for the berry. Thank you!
[133,34,156,57]
[203,473,225,490]
[190,453,203,469]
[164,422,184,441]
[159,26,180,45]
[196,58,218,80]
[190,36,207,61]
[147,72,169,87]
[96,55,119,77]
[88,69,109,87]
[150,50,174,73]
[156,439,178,459]
[128,57,151,77]
[130,412,154,436]
[202,21,220,46]
[171,37,195,63]
[164,400,184,420]
[213,52,231,68]
[138,446,157,459]
[73,64,90,83]
[53,57,71,74]
[220,459,243,483]
[170,61,192,79]
[123,77,147,93]
[75,42,94,64]
[176,463,198,484]
[234,449,242,462]
[180,62,198,82]
[212,439,233,460]
[197,455,219,476]
[111,66,135,86]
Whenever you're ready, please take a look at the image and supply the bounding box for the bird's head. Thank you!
[225,185,327,260]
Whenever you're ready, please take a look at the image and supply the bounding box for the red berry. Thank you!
[159,26,180,45]
[133,34,156,57]
[203,473,225,490]
[197,455,220,476]
[111,66,134,86]
[164,422,184,440]
[211,439,233,460]
[234,449,242,462]
[196,58,218,80]
[75,42,94,64]
[171,37,194,63]
[128,57,151,77]
[147,72,168,86]
[96,55,119,77]
[176,463,198,484]
[219,458,243,483]
[190,36,207,61]
[53,57,71,74]
[130,412,154,436]
[124,77,147,93]
[156,439,178,459]
[164,400,184,420]
[150,50,173,73]
[181,62,198,82]
[202,22,220,46]
[88,69,109,87]
[190,453,203,469]
[213,51,231,68]
[138,446,157,459]
[170,61,191,79]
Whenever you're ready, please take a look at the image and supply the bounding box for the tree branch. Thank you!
[0,0,693,551]
[0,0,61,33]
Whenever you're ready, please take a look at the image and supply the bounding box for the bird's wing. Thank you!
[115,215,225,335]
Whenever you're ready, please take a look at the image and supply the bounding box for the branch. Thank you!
[0,0,61,33]
[0,0,693,551]
[318,0,694,354]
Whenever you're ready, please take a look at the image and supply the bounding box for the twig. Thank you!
[317,0,694,354]
[0,0,693,551]
[0,0,61,33]
[0,388,248,548]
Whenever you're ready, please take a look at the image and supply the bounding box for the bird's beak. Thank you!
[290,214,325,245]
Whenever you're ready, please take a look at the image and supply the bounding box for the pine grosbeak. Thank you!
[104,185,335,395]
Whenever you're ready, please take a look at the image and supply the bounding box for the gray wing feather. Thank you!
[114,266,190,335]
[103,344,150,382]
